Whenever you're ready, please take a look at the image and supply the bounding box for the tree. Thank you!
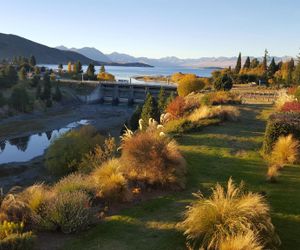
[288,58,295,71]
[100,65,106,73]
[157,87,166,113]
[34,66,41,75]
[129,105,143,130]
[141,93,160,128]
[213,74,233,91]
[4,65,18,86]
[36,83,42,99]
[86,64,95,80]
[76,61,82,73]
[18,67,27,81]
[268,57,277,78]
[293,52,300,85]
[9,86,30,112]
[243,56,251,69]
[177,74,205,97]
[67,62,72,73]
[262,49,268,71]
[31,75,40,87]
[235,52,242,74]
[29,55,36,66]
[72,63,77,74]
[58,64,63,72]
[53,84,62,102]
[42,73,52,101]
[250,58,259,68]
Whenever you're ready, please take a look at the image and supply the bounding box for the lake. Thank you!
[0,120,90,164]
[44,65,215,83]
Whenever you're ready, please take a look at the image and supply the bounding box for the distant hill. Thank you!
[56,46,112,63]
[0,33,100,65]
[106,52,292,68]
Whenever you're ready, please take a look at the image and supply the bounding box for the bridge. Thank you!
[74,81,177,104]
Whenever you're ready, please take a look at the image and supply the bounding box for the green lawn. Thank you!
[63,104,300,250]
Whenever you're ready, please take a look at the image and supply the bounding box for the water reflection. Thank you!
[0,120,90,164]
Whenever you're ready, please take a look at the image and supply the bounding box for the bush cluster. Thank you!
[280,101,300,112]
[263,112,300,153]
[201,91,241,106]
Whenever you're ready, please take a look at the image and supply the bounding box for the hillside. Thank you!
[0,33,99,65]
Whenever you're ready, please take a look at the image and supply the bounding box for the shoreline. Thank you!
[0,103,134,192]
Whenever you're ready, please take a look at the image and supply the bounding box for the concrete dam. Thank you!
[78,82,177,104]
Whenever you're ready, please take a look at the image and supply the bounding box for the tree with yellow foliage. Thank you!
[67,62,72,73]
[97,72,116,82]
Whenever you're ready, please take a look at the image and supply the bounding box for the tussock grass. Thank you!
[180,178,280,250]
[91,158,129,202]
[270,134,299,167]
[219,231,263,250]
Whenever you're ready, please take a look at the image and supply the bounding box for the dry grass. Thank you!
[219,231,263,250]
[179,178,280,250]
[53,173,95,197]
[120,131,186,189]
[91,158,129,202]
[188,105,240,122]
[270,134,299,167]
[266,165,280,183]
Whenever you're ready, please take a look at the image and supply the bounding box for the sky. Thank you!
[1,0,299,58]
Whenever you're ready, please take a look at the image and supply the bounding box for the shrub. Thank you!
[263,112,300,153]
[269,134,299,166]
[0,194,31,224]
[179,178,280,250]
[9,86,31,113]
[42,191,93,234]
[120,131,186,189]
[166,96,186,119]
[294,86,300,101]
[213,74,233,91]
[189,105,239,122]
[53,173,95,197]
[274,90,295,110]
[45,125,105,176]
[91,158,129,202]
[79,137,117,173]
[201,91,241,105]
[280,101,300,112]
[219,231,263,250]
[177,75,205,97]
[0,221,35,250]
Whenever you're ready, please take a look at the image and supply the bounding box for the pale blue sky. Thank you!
[1,0,299,58]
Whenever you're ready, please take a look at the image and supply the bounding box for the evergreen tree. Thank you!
[262,49,268,71]
[293,52,300,85]
[141,93,160,129]
[234,52,242,74]
[129,105,143,131]
[268,57,277,78]
[4,65,18,86]
[58,64,63,72]
[288,58,295,71]
[243,56,251,69]
[86,64,95,80]
[76,61,82,73]
[31,75,40,87]
[29,55,36,66]
[18,67,27,81]
[100,65,106,73]
[34,66,41,75]
[36,83,42,99]
[165,92,175,107]
[250,58,259,68]
[157,87,166,113]
[42,73,52,100]
[53,84,62,102]
[10,87,30,112]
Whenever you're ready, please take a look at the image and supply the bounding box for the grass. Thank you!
[62,104,300,250]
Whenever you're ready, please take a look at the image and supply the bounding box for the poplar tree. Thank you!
[86,64,95,80]
[262,49,268,71]
[268,57,277,78]
[243,56,250,69]
[29,55,36,66]
[235,52,242,74]
[100,65,106,73]
[67,62,72,73]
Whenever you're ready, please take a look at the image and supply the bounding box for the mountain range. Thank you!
[0,33,151,67]
[0,33,292,68]
[56,46,292,68]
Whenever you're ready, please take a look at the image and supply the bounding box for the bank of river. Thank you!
[0,103,134,192]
